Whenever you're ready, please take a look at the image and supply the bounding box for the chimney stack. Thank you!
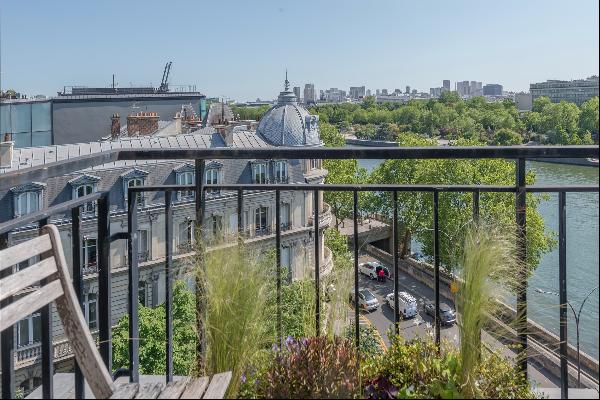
[174,112,183,134]
[111,113,121,139]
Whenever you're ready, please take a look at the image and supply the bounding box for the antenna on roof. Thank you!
[284,69,290,91]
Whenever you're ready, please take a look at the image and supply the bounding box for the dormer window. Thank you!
[121,168,149,207]
[205,161,223,195]
[174,163,195,200]
[310,159,321,170]
[11,182,45,218]
[69,174,100,215]
[252,161,268,184]
[274,160,288,183]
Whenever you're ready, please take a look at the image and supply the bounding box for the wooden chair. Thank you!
[0,224,115,398]
[1,224,233,399]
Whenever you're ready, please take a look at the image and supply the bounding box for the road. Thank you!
[356,253,560,389]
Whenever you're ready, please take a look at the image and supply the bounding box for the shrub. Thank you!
[362,335,539,399]
[263,336,360,399]
[344,323,384,358]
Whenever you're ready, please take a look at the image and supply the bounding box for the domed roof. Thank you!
[256,73,322,147]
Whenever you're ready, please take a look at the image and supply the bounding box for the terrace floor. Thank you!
[25,372,232,399]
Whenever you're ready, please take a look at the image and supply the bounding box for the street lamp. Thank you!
[535,285,599,388]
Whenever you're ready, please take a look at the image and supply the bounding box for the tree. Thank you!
[492,128,523,145]
[368,134,554,275]
[532,96,552,113]
[112,280,197,375]
[579,97,599,139]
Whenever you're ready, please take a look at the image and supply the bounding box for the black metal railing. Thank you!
[0,145,598,400]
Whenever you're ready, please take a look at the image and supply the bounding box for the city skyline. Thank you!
[1,0,599,101]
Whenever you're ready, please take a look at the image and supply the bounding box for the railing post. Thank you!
[165,191,174,383]
[392,191,400,335]
[127,191,140,383]
[194,159,206,371]
[515,158,528,377]
[472,189,480,222]
[313,189,320,337]
[97,193,112,371]
[0,232,15,400]
[559,191,568,399]
[39,218,53,399]
[71,207,84,399]
[433,191,441,350]
[353,190,360,349]
[275,190,282,347]
[237,189,244,239]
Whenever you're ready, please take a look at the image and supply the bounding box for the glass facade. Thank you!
[0,101,52,148]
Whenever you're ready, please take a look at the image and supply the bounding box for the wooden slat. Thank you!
[202,372,232,399]
[179,377,209,399]
[45,224,116,399]
[157,377,189,399]
[0,257,57,301]
[110,383,139,399]
[0,280,63,331]
[0,235,52,272]
[135,382,164,399]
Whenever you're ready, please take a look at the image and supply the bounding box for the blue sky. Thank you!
[1,0,598,101]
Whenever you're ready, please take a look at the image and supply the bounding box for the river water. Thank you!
[354,154,599,359]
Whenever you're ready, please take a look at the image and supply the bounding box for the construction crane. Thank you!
[158,62,172,92]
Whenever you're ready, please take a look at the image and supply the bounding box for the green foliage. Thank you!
[492,127,523,145]
[579,96,599,137]
[455,223,521,397]
[368,133,554,275]
[344,323,384,358]
[281,279,315,339]
[112,280,197,376]
[231,105,271,121]
[362,335,539,399]
[262,336,360,399]
[198,245,276,396]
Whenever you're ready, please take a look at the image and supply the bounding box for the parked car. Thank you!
[359,261,390,280]
[349,288,380,312]
[385,291,418,319]
[423,301,456,325]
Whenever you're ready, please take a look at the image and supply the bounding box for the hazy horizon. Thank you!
[1,0,598,102]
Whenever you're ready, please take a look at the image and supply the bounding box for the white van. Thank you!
[386,291,418,319]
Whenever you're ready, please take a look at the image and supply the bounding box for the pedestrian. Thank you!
[378,268,385,283]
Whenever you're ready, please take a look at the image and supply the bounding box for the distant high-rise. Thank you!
[293,86,301,102]
[443,80,451,91]
[405,86,410,94]
[483,84,503,96]
[382,89,388,95]
[303,83,316,104]
[349,86,366,100]
[376,89,381,96]
[366,89,372,97]
[530,76,599,105]
[456,81,470,96]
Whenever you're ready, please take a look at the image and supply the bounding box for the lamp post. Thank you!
[535,285,599,388]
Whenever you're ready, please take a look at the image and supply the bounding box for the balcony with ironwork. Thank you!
[0,145,598,399]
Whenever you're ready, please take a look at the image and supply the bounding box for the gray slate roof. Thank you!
[1,129,270,174]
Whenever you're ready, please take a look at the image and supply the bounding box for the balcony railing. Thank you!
[0,145,598,399]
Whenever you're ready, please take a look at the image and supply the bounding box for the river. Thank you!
[354,153,599,359]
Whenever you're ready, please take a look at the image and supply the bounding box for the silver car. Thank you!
[350,288,380,312]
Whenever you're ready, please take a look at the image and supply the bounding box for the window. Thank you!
[206,169,219,194]
[211,215,223,239]
[252,162,267,184]
[281,203,291,230]
[84,293,98,330]
[121,168,148,207]
[128,178,145,205]
[178,220,194,251]
[14,191,41,217]
[76,184,96,213]
[83,238,97,270]
[138,281,147,306]
[138,230,149,262]
[177,171,195,200]
[310,159,320,170]
[274,161,288,183]
[255,206,269,233]
[17,314,41,348]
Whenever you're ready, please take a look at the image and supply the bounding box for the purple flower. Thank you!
[241,373,247,383]
[285,336,295,349]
